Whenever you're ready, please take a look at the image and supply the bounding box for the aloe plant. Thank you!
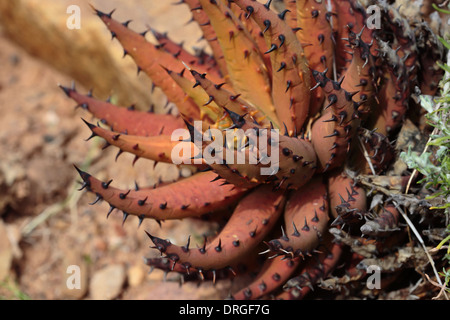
[61,0,446,299]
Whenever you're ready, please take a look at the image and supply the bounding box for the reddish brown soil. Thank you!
[0,28,246,301]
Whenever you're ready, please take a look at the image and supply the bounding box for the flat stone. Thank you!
[127,263,145,287]
[89,264,126,300]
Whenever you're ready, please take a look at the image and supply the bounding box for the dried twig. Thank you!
[392,201,449,300]
[358,135,376,175]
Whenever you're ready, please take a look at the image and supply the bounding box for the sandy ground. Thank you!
[0,0,244,300]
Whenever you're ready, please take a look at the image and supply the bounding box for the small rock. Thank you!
[90,264,126,300]
[127,263,145,287]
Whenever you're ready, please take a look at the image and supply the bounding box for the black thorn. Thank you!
[73,165,91,184]
[122,20,132,27]
[215,239,222,252]
[199,235,207,254]
[137,197,148,206]
[89,194,102,205]
[119,189,130,199]
[292,221,300,237]
[277,62,287,72]
[122,211,129,225]
[203,95,214,106]
[223,107,245,128]
[81,118,98,141]
[280,226,289,241]
[324,130,340,138]
[302,217,310,231]
[137,215,144,228]
[214,82,226,90]
[318,34,324,44]
[325,94,337,109]
[265,43,277,54]
[285,80,292,93]
[323,114,337,123]
[345,90,359,101]
[59,84,72,97]
[244,5,254,19]
[311,210,319,222]
[115,150,123,161]
[283,123,289,136]
[102,179,113,189]
[159,202,168,210]
[278,9,290,20]
[263,20,271,33]
[182,235,191,253]
[107,205,115,219]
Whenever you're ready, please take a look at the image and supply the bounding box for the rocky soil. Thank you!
[0,0,241,300]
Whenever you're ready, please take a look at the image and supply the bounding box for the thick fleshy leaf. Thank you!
[179,0,229,77]
[146,185,285,270]
[198,0,278,128]
[234,0,312,134]
[232,256,300,300]
[189,69,271,128]
[296,0,336,116]
[310,70,362,172]
[327,170,367,224]
[334,0,358,75]
[93,7,201,122]
[265,176,329,257]
[277,239,343,300]
[60,84,184,136]
[82,120,200,165]
[340,29,378,119]
[76,168,247,221]
[151,28,222,80]
[164,67,222,123]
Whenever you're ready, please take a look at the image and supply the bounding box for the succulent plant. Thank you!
[60,0,446,299]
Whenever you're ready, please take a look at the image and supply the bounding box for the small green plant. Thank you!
[0,278,31,300]
[401,94,450,211]
[400,20,450,295]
